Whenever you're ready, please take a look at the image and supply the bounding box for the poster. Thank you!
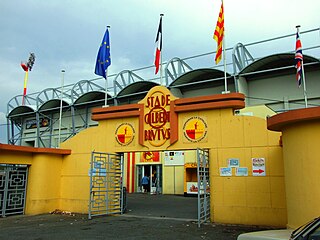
[187,182,198,194]
[228,158,239,168]
[164,151,185,166]
[236,167,248,176]
[252,158,266,176]
[140,152,160,162]
[186,182,210,194]
[26,117,50,129]
[220,167,232,176]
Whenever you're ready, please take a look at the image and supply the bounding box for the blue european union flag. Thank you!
[95,28,111,79]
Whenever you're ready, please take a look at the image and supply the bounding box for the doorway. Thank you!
[136,164,162,194]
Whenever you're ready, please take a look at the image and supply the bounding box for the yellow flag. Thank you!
[213,2,224,64]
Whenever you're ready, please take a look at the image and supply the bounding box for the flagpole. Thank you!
[296,25,308,108]
[214,0,228,93]
[301,62,308,108]
[103,26,111,107]
[104,68,109,107]
[160,14,164,86]
[222,29,228,93]
[222,0,228,94]
[58,69,65,147]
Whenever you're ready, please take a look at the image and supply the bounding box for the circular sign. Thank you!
[183,117,208,143]
[115,123,135,146]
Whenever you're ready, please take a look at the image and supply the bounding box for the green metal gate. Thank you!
[197,148,210,227]
[88,151,124,219]
[0,164,28,217]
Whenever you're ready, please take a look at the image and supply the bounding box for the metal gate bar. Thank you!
[89,151,123,219]
[197,149,210,227]
[0,164,28,217]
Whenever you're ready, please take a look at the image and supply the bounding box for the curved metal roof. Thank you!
[71,79,107,104]
[7,105,36,118]
[116,81,159,98]
[169,68,232,88]
[36,87,72,109]
[239,53,320,78]
[73,91,111,106]
[38,99,71,112]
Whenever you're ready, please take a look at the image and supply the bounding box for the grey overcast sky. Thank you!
[1,0,320,142]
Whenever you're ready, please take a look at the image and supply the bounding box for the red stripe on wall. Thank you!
[131,152,135,192]
[126,153,131,193]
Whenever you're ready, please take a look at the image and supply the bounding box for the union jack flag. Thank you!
[295,31,303,87]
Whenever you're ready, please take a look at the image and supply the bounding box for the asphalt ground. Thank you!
[0,194,271,240]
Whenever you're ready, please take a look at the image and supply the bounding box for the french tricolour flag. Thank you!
[154,16,162,74]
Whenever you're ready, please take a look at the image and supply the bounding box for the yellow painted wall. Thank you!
[60,151,91,213]
[60,126,105,213]
[0,151,63,215]
[211,149,286,227]
[168,108,286,227]
[239,105,276,119]
[26,154,62,214]
[59,107,286,227]
[281,121,320,228]
[60,118,139,212]
[0,151,33,165]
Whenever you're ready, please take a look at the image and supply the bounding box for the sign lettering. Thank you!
[139,87,176,148]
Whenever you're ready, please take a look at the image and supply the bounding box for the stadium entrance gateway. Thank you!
[1,85,289,227]
[89,86,233,225]
[2,71,319,228]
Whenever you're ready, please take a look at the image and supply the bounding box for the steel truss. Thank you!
[5,28,320,147]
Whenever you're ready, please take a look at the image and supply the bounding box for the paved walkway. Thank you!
[125,193,198,221]
[0,194,271,240]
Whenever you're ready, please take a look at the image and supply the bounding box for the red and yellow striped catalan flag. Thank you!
[213,1,224,64]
